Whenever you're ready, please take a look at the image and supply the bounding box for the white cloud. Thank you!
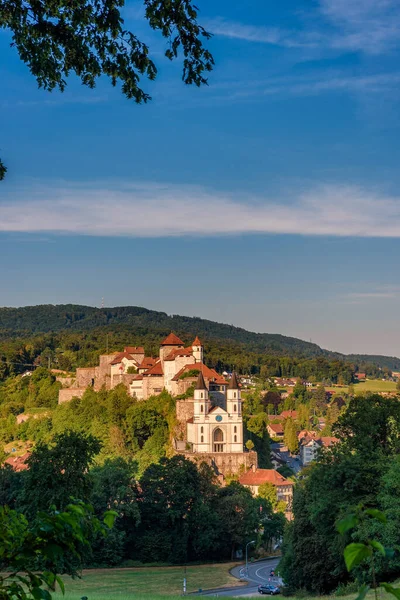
[209,0,400,55]
[2,180,400,238]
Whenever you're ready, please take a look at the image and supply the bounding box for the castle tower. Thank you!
[159,332,184,363]
[194,370,210,417]
[192,336,203,363]
[226,372,241,416]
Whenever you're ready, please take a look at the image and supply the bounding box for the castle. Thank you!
[58,333,257,475]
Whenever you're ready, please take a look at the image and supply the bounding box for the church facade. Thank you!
[186,372,244,454]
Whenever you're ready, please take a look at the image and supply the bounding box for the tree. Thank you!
[258,482,286,512]
[284,418,298,455]
[0,500,116,599]
[0,0,214,179]
[245,439,255,451]
[20,430,101,518]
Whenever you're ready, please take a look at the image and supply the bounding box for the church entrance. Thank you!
[213,427,225,453]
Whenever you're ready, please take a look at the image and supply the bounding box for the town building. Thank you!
[239,467,293,517]
[299,432,339,465]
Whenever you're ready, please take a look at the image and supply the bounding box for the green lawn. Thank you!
[54,563,243,599]
[355,380,397,393]
[324,380,397,395]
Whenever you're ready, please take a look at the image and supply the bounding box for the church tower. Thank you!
[192,336,203,363]
[226,372,241,416]
[194,370,210,417]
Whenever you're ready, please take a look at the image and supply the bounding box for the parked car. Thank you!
[258,585,280,595]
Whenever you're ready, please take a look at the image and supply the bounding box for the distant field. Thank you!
[55,563,243,599]
[355,379,397,392]
[323,380,397,395]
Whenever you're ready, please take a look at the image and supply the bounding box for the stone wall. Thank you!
[55,375,75,388]
[176,399,194,438]
[179,450,258,477]
[58,388,85,404]
[111,373,137,390]
[75,367,96,389]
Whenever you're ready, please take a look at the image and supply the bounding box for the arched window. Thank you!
[213,428,224,453]
[201,392,203,399]
[234,404,237,412]
[234,435,237,443]
[234,392,236,398]
[234,426,237,433]
[201,436,204,443]
[201,405,203,413]
[201,426,204,433]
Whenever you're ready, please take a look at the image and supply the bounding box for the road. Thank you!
[199,557,281,597]
[271,442,302,474]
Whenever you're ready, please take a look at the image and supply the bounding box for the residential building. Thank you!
[267,423,284,438]
[239,467,293,516]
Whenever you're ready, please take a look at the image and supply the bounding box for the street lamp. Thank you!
[245,540,256,576]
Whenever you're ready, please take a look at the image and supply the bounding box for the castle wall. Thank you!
[58,388,85,404]
[142,375,164,399]
[111,373,137,390]
[75,368,96,388]
[179,450,258,477]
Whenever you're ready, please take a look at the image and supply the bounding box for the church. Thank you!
[186,371,243,453]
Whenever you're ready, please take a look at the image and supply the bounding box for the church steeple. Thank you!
[228,371,239,390]
[196,371,207,390]
[226,372,241,415]
[194,369,209,415]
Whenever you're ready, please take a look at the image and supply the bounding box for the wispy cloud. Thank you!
[2,180,400,238]
[209,0,400,55]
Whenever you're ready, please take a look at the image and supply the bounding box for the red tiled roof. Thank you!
[171,363,227,384]
[164,347,193,361]
[160,333,184,346]
[124,346,144,354]
[298,430,319,442]
[192,336,202,346]
[239,469,293,487]
[187,417,194,423]
[139,357,156,369]
[268,423,284,434]
[280,410,298,419]
[143,362,164,376]
[132,375,143,381]
[4,452,31,472]
[110,352,135,365]
[320,436,339,447]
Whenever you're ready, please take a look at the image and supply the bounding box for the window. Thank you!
[201,392,203,399]
[234,404,237,412]
[201,405,203,413]
[234,435,237,442]
[201,436,204,443]
[201,426,204,433]
[234,392,236,398]
[234,426,237,433]
[213,428,224,453]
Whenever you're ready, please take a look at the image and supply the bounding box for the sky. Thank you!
[1,0,400,356]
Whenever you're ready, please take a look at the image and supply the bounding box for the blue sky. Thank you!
[1,0,400,356]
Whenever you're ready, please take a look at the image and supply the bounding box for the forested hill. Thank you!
[0,304,327,356]
[0,304,399,370]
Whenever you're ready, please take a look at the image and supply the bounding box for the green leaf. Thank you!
[365,508,387,523]
[370,540,386,556]
[382,583,400,600]
[336,513,358,534]
[344,543,372,571]
[103,510,118,529]
[354,584,370,600]
[56,575,65,595]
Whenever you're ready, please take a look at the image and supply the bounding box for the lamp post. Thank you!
[245,540,256,576]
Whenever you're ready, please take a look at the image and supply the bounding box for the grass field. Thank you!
[324,380,397,394]
[54,563,243,600]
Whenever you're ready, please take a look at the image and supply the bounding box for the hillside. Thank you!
[0,304,399,369]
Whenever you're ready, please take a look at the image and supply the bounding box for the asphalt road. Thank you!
[199,557,281,597]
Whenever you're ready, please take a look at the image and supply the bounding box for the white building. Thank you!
[186,371,243,453]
